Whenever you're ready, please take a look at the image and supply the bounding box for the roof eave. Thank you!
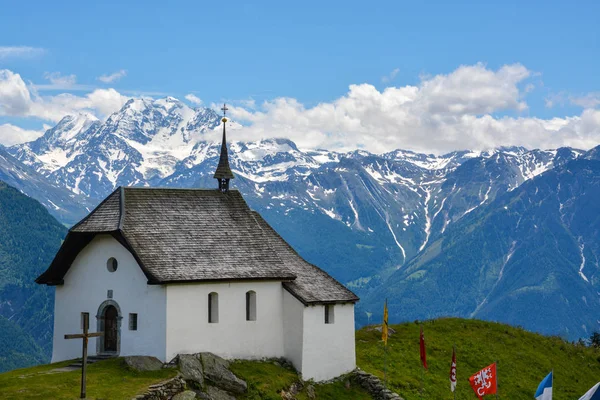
[282,284,359,306]
[150,275,296,285]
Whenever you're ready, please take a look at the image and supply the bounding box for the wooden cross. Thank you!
[64,313,102,399]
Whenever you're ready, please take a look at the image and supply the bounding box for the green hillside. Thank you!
[357,318,600,399]
[0,315,47,372]
[0,358,370,399]
[0,358,177,399]
[1,318,599,399]
[0,181,68,371]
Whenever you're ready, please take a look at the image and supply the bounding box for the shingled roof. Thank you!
[251,212,359,304]
[36,187,358,304]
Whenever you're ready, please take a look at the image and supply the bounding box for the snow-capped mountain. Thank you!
[5,97,584,286]
[0,145,93,224]
[361,146,600,340]
[10,97,230,198]
[2,95,598,340]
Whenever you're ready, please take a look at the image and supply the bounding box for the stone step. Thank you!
[67,355,116,368]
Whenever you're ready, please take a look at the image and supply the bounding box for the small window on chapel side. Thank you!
[325,304,335,324]
[81,312,89,330]
[208,293,219,323]
[246,291,257,321]
[129,313,138,331]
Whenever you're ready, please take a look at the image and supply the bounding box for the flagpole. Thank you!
[384,340,388,389]
[420,361,424,400]
[420,324,424,400]
[383,298,388,389]
[496,360,499,400]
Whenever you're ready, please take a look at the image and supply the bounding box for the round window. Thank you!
[107,257,118,272]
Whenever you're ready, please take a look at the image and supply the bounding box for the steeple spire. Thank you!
[213,103,235,192]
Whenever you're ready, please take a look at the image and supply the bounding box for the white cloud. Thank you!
[185,94,202,105]
[381,68,400,83]
[98,69,127,83]
[0,46,45,60]
[570,93,600,109]
[225,63,600,154]
[0,69,129,122]
[0,70,32,116]
[2,64,599,154]
[0,124,44,146]
[43,71,77,87]
[545,91,600,110]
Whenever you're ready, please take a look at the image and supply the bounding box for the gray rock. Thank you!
[199,352,230,370]
[172,390,197,400]
[206,386,236,400]
[123,356,164,371]
[178,354,205,388]
[199,353,247,394]
[196,392,211,400]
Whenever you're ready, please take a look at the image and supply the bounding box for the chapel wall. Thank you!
[52,234,167,362]
[165,281,285,362]
[300,302,356,381]
[282,290,304,372]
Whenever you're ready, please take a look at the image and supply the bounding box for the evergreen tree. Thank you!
[590,332,600,348]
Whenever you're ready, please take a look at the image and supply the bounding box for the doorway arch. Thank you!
[96,300,122,355]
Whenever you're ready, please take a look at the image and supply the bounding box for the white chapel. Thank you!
[36,111,359,382]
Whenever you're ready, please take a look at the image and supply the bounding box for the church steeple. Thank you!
[213,103,235,192]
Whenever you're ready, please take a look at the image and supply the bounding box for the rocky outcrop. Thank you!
[177,354,205,389]
[199,353,247,394]
[351,369,404,400]
[167,352,247,400]
[205,386,236,400]
[124,356,164,372]
[171,391,198,400]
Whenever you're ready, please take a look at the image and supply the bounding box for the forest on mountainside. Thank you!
[0,181,67,371]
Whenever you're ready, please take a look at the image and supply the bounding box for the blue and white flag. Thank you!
[579,383,600,400]
[535,372,552,400]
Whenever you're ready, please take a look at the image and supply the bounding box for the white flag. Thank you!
[535,372,552,400]
[579,382,600,400]
[449,347,457,392]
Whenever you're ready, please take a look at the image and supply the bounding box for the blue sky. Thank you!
[0,0,599,153]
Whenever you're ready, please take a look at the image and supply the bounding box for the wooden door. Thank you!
[104,305,118,352]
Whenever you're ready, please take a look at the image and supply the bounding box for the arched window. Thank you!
[208,292,219,323]
[324,304,335,324]
[246,291,256,321]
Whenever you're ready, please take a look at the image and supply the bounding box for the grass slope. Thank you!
[0,358,177,399]
[356,318,600,399]
[230,360,371,400]
[0,358,371,399]
[2,318,599,399]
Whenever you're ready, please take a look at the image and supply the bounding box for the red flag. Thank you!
[419,326,428,369]
[468,363,497,399]
[449,346,457,392]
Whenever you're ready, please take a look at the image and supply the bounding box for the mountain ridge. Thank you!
[1,96,598,341]
[359,151,600,339]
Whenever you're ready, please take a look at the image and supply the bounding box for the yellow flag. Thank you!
[382,299,389,346]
